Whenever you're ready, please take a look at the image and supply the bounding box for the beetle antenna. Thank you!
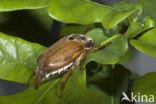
[84,26,91,35]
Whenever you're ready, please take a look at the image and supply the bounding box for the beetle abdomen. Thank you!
[42,62,73,81]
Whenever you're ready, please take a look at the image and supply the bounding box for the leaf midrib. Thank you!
[34,79,59,104]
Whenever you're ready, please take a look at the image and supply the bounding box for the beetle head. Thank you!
[68,34,94,48]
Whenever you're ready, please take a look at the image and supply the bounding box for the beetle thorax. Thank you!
[68,34,94,48]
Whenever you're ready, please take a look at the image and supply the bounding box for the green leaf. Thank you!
[131,72,156,102]
[126,17,155,38]
[0,32,46,83]
[0,67,103,104]
[130,27,156,57]
[140,0,156,20]
[59,24,95,37]
[126,20,144,38]
[83,28,128,65]
[103,22,125,37]
[87,64,131,104]
[0,0,51,12]
[87,28,107,45]
[0,33,103,104]
[144,17,156,29]
[118,47,134,65]
[48,0,141,29]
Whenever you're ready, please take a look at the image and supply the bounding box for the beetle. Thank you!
[27,34,104,90]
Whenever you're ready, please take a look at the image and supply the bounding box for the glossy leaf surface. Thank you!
[0,0,51,11]
[132,72,156,102]
[0,32,46,83]
[48,0,141,29]
[130,28,156,57]
[0,33,103,104]
[83,28,128,65]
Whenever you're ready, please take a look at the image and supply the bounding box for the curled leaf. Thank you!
[130,27,156,57]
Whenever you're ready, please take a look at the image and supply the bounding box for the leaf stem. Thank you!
[110,66,114,104]
[100,34,121,46]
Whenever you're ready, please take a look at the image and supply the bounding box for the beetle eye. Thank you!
[90,40,94,46]
[85,40,94,47]
[69,36,74,40]
[90,40,94,44]
[80,36,86,40]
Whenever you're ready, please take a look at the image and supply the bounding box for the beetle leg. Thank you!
[60,65,74,95]
[80,50,87,62]
[79,50,87,70]
[87,45,103,52]
[27,71,36,85]
[35,71,42,89]
[84,26,91,35]
[87,42,112,52]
